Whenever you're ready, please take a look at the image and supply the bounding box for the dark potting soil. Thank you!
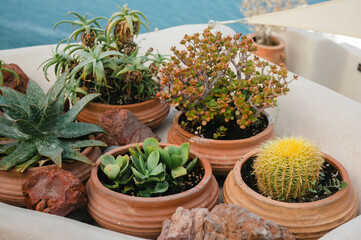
[98,161,205,197]
[241,156,344,203]
[179,113,268,140]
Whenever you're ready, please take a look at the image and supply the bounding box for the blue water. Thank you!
[0,0,327,50]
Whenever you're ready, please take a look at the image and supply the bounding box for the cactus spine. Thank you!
[253,137,324,201]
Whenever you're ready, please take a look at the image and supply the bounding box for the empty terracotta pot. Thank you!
[223,150,358,239]
[86,143,219,239]
[0,144,101,207]
[248,33,286,66]
[167,112,274,175]
[76,98,170,129]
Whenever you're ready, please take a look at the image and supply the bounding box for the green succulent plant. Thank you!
[44,5,167,106]
[0,60,19,86]
[106,4,149,41]
[253,137,324,201]
[99,137,198,197]
[54,11,107,47]
[0,73,106,172]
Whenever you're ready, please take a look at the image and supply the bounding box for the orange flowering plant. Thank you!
[157,28,297,137]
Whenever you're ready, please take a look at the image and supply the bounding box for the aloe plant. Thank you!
[54,12,107,47]
[0,73,106,172]
[99,137,199,197]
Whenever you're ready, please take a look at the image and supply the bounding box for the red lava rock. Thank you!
[158,204,295,240]
[95,109,160,146]
[1,63,29,94]
[21,166,87,216]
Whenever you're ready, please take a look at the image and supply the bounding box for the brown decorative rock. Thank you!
[95,109,160,146]
[76,98,170,129]
[1,63,29,94]
[21,166,87,216]
[158,204,295,240]
[223,150,359,239]
[0,141,101,207]
[167,112,274,175]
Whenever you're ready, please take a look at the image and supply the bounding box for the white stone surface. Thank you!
[320,215,361,240]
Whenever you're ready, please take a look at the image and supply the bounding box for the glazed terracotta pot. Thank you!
[248,33,286,66]
[223,150,358,240]
[76,98,170,129]
[86,143,219,239]
[0,144,101,207]
[167,112,274,175]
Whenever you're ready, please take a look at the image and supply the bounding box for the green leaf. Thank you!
[170,154,183,169]
[29,104,42,124]
[0,115,12,127]
[100,154,115,166]
[151,181,169,193]
[0,87,30,114]
[0,141,18,154]
[104,164,120,180]
[14,119,44,137]
[131,167,146,182]
[166,146,181,157]
[143,137,159,156]
[129,147,138,158]
[341,181,348,189]
[0,122,28,140]
[171,166,187,178]
[35,137,63,167]
[115,155,129,169]
[0,140,37,170]
[40,72,66,107]
[56,122,106,138]
[179,143,190,165]
[15,153,42,173]
[186,157,198,173]
[2,103,29,121]
[131,155,145,174]
[61,146,93,165]
[53,93,100,131]
[37,98,62,132]
[26,79,45,105]
[149,163,165,176]
[72,140,106,149]
[147,150,159,172]
[156,148,172,169]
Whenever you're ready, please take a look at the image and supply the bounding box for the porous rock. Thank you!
[21,166,87,216]
[1,63,29,94]
[158,204,295,240]
[95,109,160,146]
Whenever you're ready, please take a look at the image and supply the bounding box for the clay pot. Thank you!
[86,143,219,239]
[248,33,286,66]
[223,150,358,239]
[76,98,170,129]
[0,143,101,207]
[167,112,274,176]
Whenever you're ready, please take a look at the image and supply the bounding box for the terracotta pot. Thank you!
[86,143,219,239]
[0,144,101,207]
[248,33,286,66]
[223,150,358,239]
[167,112,274,175]
[76,98,170,129]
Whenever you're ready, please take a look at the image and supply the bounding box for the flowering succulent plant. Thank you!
[157,28,297,137]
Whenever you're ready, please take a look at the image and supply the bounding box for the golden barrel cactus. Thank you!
[253,137,324,201]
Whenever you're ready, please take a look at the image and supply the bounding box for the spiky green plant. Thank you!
[0,73,106,172]
[54,12,107,47]
[253,137,324,201]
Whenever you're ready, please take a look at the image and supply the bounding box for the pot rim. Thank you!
[247,33,285,51]
[90,142,213,203]
[233,149,352,207]
[172,111,274,144]
[86,98,160,108]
